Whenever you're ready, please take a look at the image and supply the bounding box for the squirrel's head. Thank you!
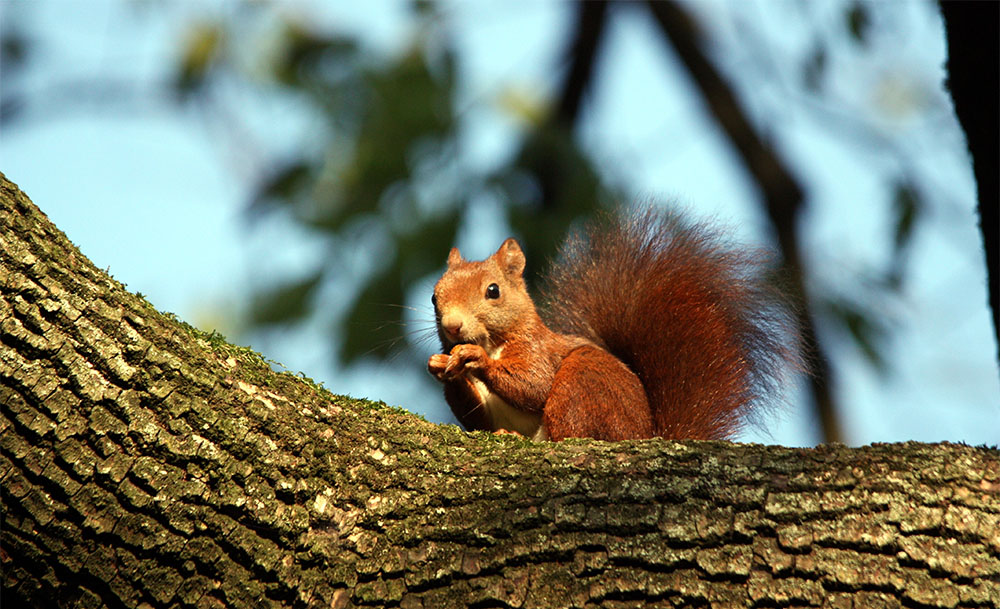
[432,238,537,352]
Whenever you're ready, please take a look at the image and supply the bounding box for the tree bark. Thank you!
[1,174,998,608]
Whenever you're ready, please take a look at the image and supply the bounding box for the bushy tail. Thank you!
[540,207,800,440]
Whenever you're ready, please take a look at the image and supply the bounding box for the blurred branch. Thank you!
[515,0,610,217]
[939,1,1000,369]
[0,79,172,126]
[644,0,842,443]
[554,0,609,129]
[506,0,614,278]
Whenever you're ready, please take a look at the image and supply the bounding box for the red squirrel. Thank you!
[428,208,799,441]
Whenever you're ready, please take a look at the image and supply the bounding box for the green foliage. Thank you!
[174,21,224,98]
[803,44,827,92]
[250,272,324,326]
[228,7,614,365]
[888,181,920,289]
[0,26,28,70]
[824,296,890,374]
[845,2,872,45]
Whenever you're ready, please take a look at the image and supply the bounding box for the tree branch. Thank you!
[1,174,997,607]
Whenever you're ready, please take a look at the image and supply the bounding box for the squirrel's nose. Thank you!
[441,314,463,340]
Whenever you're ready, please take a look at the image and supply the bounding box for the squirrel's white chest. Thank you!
[471,346,548,441]
[470,378,548,441]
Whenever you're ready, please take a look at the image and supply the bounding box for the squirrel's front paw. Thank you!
[429,344,487,380]
[428,353,451,380]
[446,343,487,375]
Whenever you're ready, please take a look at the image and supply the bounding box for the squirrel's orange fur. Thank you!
[428,208,799,441]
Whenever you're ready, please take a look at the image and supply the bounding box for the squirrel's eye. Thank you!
[431,293,437,308]
[485,283,500,299]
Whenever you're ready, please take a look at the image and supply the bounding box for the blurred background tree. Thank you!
[1,0,996,445]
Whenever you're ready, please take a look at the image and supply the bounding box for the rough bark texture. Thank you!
[1,174,998,608]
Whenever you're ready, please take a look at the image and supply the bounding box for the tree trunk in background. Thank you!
[939,1,1000,368]
[2,174,998,608]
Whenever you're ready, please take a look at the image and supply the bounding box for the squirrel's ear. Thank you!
[496,238,526,276]
[447,247,464,268]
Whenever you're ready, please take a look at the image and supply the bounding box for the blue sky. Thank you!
[2,0,997,446]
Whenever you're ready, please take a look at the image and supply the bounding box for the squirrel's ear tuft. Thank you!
[496,238,526,276]
[447,247,464,268]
